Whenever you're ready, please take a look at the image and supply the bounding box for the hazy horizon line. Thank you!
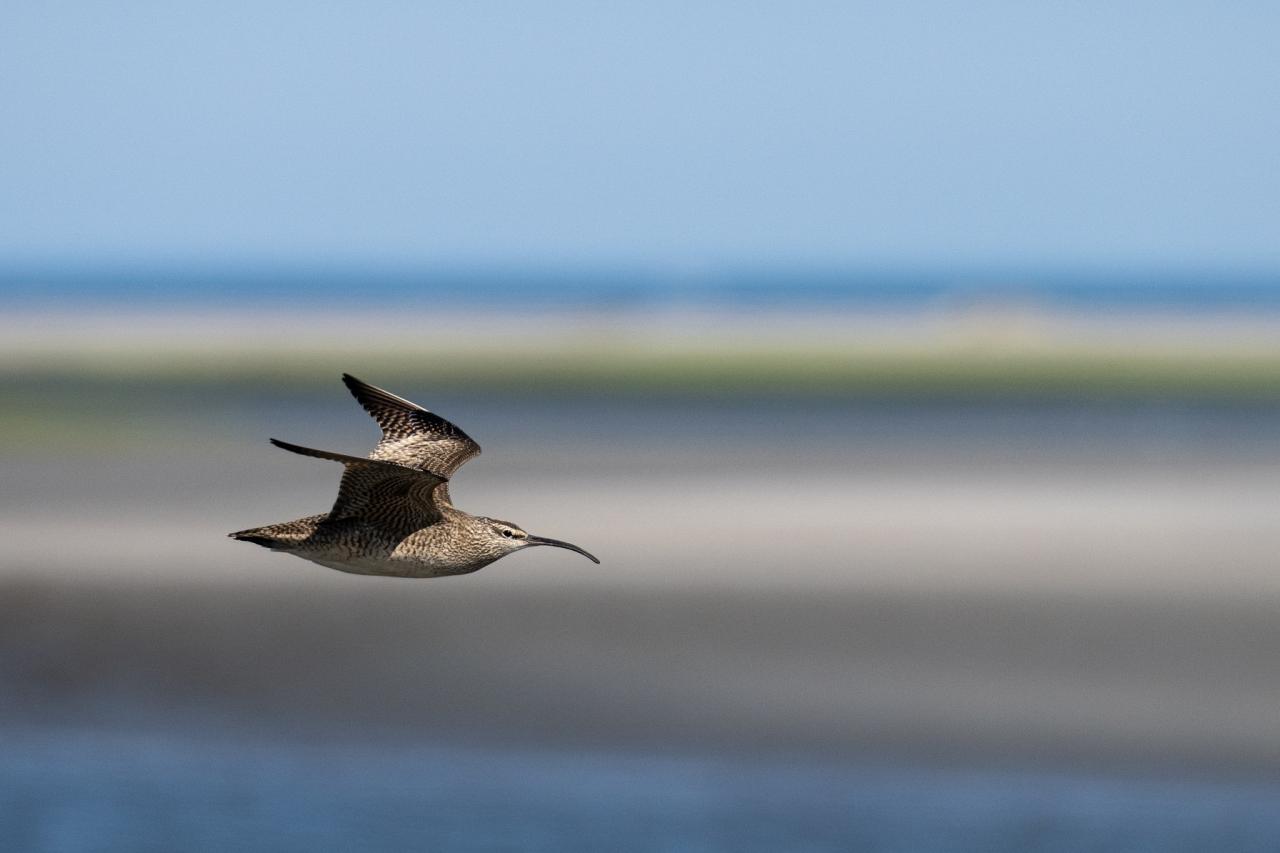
[5,262,1280,310]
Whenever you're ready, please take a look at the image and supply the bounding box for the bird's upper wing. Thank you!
[342,374,481,477]
[271,439,448,534]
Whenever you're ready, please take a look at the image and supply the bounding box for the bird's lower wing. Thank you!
[270,439,448,532]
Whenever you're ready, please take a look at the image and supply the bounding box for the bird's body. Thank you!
[230,375,599,577]
[237,511,534,578]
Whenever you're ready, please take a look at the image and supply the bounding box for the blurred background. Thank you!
[4,2,1280,850]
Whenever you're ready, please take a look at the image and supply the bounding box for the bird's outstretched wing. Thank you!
[270,439,448,535]
[342,374,481,478]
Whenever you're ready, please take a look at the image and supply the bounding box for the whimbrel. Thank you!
[230,374,599,577]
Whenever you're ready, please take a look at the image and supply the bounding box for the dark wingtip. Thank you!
[340,373,429,417]
[267,437,338,460]
[341,372,390,406]
[268,438,320,455]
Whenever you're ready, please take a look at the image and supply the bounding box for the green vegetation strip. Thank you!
[8,348,1280,451]
[8,347,1280,396]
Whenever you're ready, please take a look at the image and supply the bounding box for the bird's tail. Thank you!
[228,528,282,549]
[228,515,326,550]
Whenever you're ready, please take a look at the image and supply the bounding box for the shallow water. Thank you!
[7,727,1280,853]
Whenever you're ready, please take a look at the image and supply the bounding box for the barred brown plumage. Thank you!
[229,374,599,578]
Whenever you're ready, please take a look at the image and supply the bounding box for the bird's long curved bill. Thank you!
[527,535,600,564]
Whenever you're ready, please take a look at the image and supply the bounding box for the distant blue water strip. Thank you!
[4,267,1280,310]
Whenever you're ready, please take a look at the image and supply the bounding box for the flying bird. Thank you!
[230,374,599,577]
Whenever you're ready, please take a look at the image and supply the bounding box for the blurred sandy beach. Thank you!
[4,307,1280,783]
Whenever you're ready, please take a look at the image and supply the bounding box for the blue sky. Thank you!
[2,2,1278,273]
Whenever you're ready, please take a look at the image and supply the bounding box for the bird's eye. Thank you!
[501,529,514,538]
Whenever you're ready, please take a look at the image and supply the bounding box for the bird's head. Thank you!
[478,517,600,564]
